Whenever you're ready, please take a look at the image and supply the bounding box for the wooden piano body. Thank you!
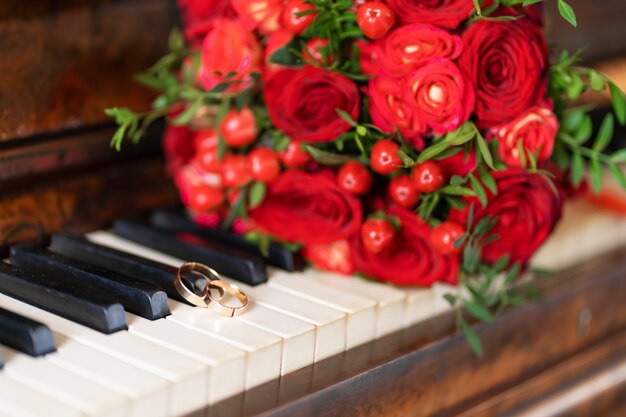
[1,1,626,416]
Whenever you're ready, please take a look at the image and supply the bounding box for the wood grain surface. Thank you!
[0,0,176,142]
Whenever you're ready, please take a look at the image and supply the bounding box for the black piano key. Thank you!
[10,246,170,320]
[0,262,126,334]
[0,306,56,357]
[50,234,190,304]
[112,219,268,286]
[150,209,304,272]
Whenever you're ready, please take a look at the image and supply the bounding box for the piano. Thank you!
[1,1,626,416]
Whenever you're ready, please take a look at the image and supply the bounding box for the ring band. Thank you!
[175,262,221,307]
[206,280,249,317]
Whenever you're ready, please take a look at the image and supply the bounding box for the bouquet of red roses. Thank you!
[108,0,626,349]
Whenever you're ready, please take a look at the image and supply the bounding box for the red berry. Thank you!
[196,147,223,173]
[221,154,251,188]
[188,185,225,212]
[220,107,258,148]
[357,2,395,40]
[411,161,446,193]
[193,129,219,150]
[430,222,465,255]
[279,141,311,167]
[370,140,402,175]
[360,218,396,253]
[337,161,373,195]
[388,175,420,208]
[281,0,316,35]
[248,147,281,183]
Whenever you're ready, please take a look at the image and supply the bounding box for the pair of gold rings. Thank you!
[174,262,248,317]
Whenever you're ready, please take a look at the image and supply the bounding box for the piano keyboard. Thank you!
[0,199,625,417]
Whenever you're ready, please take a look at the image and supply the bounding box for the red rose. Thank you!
[249,170,363,245]
[438,148,477,177]
[385,0,475,29]
[232,0,284,34]
[369,75,425,148]
[264,66,360,142]
[356,40,380,76]
[405,60,475,135]
[351,207,460,286]
[492,102,558,167]
[199,19,262,92]
[376,24,463,77]
[178,0,236,44]
[458,10,548,128]
[163,125,194,174]
[449,169,563,265]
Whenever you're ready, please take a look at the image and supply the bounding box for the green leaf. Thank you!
[588,70,606,92]
[479,169,497,194]
[505,263,522,283]
[396,150,415,167]
[573,115,593,144]
[336,108,357,127]
[609,163,626,190]
[417,141,451,163]
[566,72,585,100]
[453,233,468,249]
[610,82,626,126]
[440,186,477,197]
[450,175,465,187]
[469,175,488,207]
[464,300,494,322]
[306,146,354,166]
[459,318,483,357]
[475,131,495,169]
[571,151,584,186]
[590,156,603,194]
[248,182,267,209]
[592,113,614,152]
[355,125,367,136]
[443,293,457,306]
[610,149,626,163]
[171,96,203,126]
[417,192,440,221]
[557,0,577,27]
[258,234,271,258]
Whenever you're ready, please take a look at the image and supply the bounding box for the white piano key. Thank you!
[268,270,378,349]
[239,283,347,361]
[307,270,407,337]
[168,296,315,374]
[432,283,457,314]
[403,287,438,326]
[47,334,169,417]
[166,301,289,381]
[88,231,343,362]
[124,312,250,397]
[1,347,127,417]
[0,374,83,417]
[0,293,207,417]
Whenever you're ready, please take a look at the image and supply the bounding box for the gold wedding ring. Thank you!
[174,262,249,317]
[206,279,249,317]
[174,262,221,307]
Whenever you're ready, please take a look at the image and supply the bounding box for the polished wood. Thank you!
[0,0,176,143]
[0,157,177,251]
[203,248,626,417]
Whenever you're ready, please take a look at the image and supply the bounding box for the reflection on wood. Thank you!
[0,0,176,142]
